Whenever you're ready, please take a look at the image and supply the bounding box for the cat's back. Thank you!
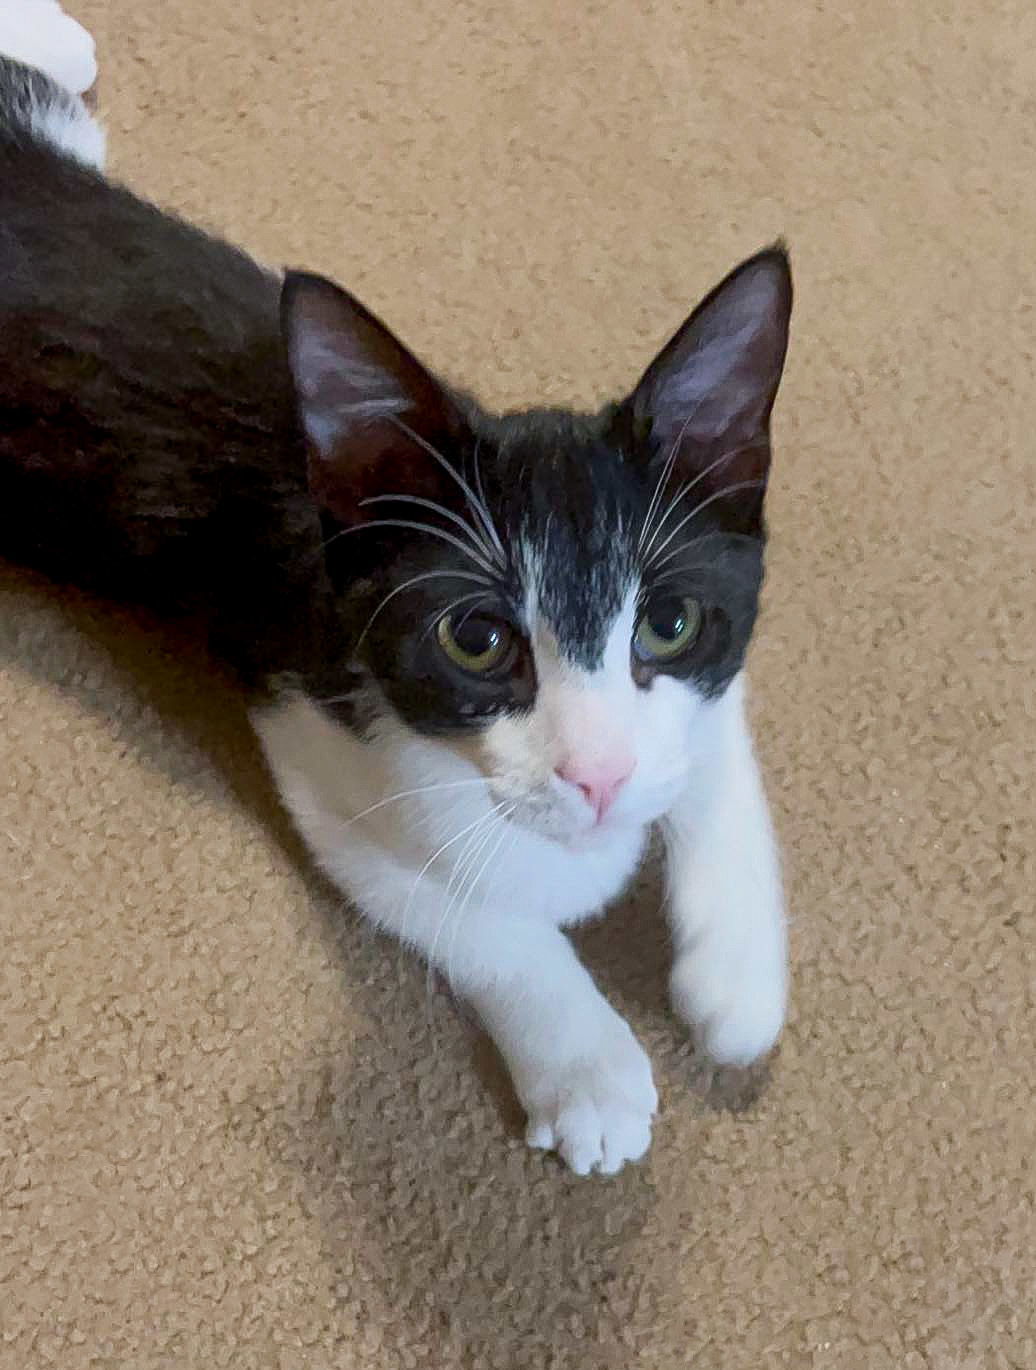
[0,78,311,619]
[0,117,287,442]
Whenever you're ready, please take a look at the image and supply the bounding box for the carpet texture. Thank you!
[2,3,1034,1367]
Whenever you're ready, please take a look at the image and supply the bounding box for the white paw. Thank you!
[670,943,785,1067]
[520,1019,658,1176]
[0,0,98,95]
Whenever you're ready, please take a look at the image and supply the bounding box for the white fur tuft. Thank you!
[33,95,106,167]
[0,0,98,94]
[0,0,106,168]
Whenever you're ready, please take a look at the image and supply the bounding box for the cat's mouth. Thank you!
[488,781,614,846]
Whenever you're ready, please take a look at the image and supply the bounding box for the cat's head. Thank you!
[280,248,791,845]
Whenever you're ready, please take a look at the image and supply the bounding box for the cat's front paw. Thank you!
[670,941,785,1067]
[519,1019,657,1176]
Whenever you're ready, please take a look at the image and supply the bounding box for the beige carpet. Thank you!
[2,3,1034,1366]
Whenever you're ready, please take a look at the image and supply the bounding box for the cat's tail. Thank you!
[0,0,105,169]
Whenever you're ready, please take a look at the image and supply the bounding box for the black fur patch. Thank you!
[0,59,325,688]
[0,67,791,737]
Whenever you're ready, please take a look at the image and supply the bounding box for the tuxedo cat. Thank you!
[0,3,790,1174]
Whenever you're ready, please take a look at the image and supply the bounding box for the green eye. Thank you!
[633,595,702,663]
[437,612,516,675]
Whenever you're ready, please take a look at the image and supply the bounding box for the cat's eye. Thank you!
[633,595,702,663]
[437,612,516,675]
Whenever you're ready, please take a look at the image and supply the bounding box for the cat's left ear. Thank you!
[280,270,469,526]
[627,245,792,494]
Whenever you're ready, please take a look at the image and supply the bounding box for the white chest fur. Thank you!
[252,691,648,940]
[252,678,786,1178]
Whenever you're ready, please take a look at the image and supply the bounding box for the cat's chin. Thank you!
[505,806,645,853]
[493,797,595,848]
[562,827,624,853]
[506,813,588,846]
[565,817,650,852]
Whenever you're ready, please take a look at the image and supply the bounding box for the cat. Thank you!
[0,4,791,1175]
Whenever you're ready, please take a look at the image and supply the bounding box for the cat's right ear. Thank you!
[280,271,467,525]
[626,246,793,498]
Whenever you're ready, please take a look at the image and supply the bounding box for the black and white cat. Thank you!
[0,5,791,1175]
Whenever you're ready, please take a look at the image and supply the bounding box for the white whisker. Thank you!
[387,417,507,566]
[416,589,495,645]
[351,568,491,652]
[636,398,711,556]
[472,439,492,536]
[640,565,701,591]
[647,479,766,569]
[322,517,497,577]
[443,811,497,902]
[396,798,514,960]
[339,777,490,830]
[641,439,765,564]
[426,805,513,996]
[637,428,683,556]
[470,437,508,568]
[359,493,496,566]
[444,818,517,993]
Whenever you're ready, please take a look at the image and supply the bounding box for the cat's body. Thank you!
[0,6,790,1175]
[0,43,327,685]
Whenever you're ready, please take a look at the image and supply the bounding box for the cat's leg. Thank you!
[0,0,105,167]
[402,894,658,1176]
[664,675,788,1065]
[304,827,657,1176]
[252,694,657,1176]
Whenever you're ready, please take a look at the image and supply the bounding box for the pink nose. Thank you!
[554,757,635,821]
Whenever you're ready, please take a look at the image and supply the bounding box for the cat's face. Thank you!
[282,249,791,845]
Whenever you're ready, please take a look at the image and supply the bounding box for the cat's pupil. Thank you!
[455,616,501,656]
[646,598,687,642]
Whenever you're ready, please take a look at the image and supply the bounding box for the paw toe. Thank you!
[555,1101,603,1176]
[702,1004,782,1067]
[599,1112,652,1175]
[525,1119,556,1151]
[671,949,785,1067]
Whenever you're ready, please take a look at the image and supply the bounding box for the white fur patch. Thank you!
[33,95,106,167]
[0,0,98,94]
[0,0,106,168]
